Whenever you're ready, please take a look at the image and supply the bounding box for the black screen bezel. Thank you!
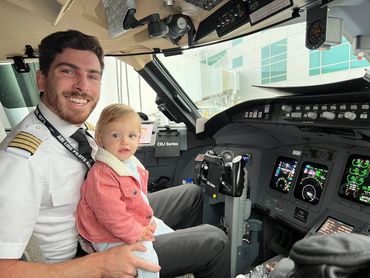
[293,161,328,205]
[269,156,298,194]
[338,154,370,207]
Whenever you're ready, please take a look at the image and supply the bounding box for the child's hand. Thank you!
[140,224,155,241]
[149,218,157,232]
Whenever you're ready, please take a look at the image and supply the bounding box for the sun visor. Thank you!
[101,0,136,38]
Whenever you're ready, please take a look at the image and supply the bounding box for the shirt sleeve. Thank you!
[83,167,145,244]
[0,150,43,259]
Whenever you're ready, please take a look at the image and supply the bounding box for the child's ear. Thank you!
[95,131,102,146]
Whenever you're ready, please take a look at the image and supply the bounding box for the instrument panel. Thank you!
[270,156,297,194]
[200,92,370,277]
[268,153,370,208]
[338,154,370,206]
[256,147,370,235]
[219,92,370,130]
[202,91,370,239]
[269,157,330,206]
[294,162,328,205]
[199,146,370,234]
[199,145,370,238]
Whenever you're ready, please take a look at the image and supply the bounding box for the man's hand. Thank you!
[100,242,161,277]
[0,242,160,278]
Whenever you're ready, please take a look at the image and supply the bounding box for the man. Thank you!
[0,30,230,277]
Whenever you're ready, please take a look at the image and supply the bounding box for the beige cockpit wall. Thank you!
[0,0,208,63]
[0,0,320,63]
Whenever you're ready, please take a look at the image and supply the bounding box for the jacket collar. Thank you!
[95,147,145,176]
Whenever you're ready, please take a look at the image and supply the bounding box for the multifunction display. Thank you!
[270,157,298,194]
[316,217,354,235]
[294,162,328,205]
[338,154,370,206]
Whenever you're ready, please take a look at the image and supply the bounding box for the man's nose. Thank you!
[74,74,89,92]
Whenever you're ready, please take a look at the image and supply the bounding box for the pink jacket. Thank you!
[76,147,153,244]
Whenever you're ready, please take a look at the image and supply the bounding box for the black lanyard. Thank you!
[34,106,93,170]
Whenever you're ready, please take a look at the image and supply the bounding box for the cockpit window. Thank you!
[158,22,370,119]
[1,23,370,128]
[0,63,39,109]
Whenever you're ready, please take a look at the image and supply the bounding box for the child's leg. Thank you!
[92,242,122,252]
[153,216,174,236]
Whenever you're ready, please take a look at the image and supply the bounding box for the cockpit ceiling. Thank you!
[0,0,302,60]
[0,0,168,59]
[0,0,369,62]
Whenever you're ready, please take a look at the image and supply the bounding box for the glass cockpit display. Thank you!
[338,155,370,206]
[270,157,298,194]
[316,217,354,235]
[294,162,328,205]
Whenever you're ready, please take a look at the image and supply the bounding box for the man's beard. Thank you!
[48,90,98,124]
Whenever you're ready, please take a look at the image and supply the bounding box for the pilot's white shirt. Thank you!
[0,102,97,263]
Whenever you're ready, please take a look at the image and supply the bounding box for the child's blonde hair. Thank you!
[95,104,141,138]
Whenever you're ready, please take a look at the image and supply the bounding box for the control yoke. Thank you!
[222,155,248,196]
[199,150,249,197]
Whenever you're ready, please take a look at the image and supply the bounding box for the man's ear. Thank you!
[36,70,46,92]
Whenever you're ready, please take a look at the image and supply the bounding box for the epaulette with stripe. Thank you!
[84,121,95,131]
[8,131,42,156]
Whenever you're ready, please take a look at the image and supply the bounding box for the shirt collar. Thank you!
[38,102,83,137]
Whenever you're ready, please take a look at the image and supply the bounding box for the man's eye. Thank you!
[61,68,74,75]
[88,74,101,81]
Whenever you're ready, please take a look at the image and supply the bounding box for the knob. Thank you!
[344,111,357,120]
[322,111,336,120]
[307,112,318,119]
[281,105,292,112]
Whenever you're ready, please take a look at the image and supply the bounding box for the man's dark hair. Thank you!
[38,30,104,75]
